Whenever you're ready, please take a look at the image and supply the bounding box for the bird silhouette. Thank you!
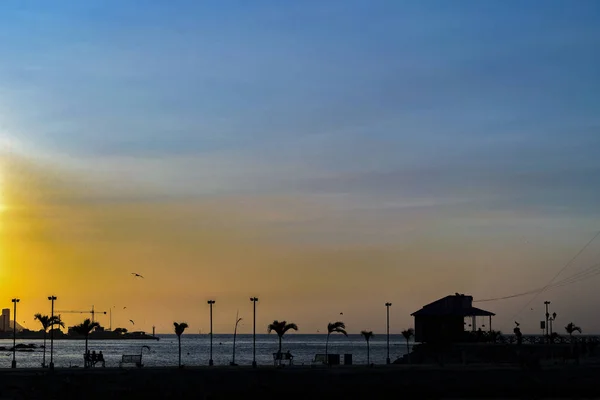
[131,273,144,278]
[123,307,127,309]
[515,321,520,327]
[130,320,135,325]
[340,312,343,315]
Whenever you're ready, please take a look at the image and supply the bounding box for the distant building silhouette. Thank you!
[1,309,9,332]
[411,294,494,343]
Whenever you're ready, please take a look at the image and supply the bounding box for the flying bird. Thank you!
[515,321,520,327]
[123,307,127,309]
[130,320,135,325]
[339,312,343,315]
[131,273,144,278]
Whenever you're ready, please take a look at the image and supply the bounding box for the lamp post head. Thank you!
[544,301,551,305]
[385,302,392,307]
[207,300,215,305]
[48,296,57,301]
[11,298,19,303]
[250,297,258,302]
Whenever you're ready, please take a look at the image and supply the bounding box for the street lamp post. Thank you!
[385,302,392,364]
[549,312,557,340]
[250,297,258,367]
[208,300,215,366]
[544,301,551,342]
[48,296,57,370]
[11,298,20,369]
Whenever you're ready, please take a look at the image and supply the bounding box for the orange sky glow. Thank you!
[1,154,599,335]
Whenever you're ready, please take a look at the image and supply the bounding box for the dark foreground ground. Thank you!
[0,364,598,400]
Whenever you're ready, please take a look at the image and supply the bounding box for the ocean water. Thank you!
[0,334,412,368]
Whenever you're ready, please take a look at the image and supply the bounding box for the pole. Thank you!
[12,298,19,369]
[232,313,241,366]
[544,301,550,337]
[251,297,258,367]
[208,300,215,366]
[385,302,391,364]
[109,308,112,331]
[49,296,57,370]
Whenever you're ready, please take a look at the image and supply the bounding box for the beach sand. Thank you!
[0,364,598,399]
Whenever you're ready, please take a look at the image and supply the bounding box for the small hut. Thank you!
[411,294,494,343]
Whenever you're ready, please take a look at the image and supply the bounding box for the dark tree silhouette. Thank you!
[173,322,188,368]
[34,314,64,368]
[402,328,415,362]
[71,319,101,365]
[325,321,348,358]
[361,330,374,364]
[565,322,582,339]
[267,320,298,353]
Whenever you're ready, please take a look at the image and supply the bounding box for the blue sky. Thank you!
[1,0,599,211]
[1,1,600,332]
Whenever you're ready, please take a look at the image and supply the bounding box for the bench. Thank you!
[83,352,105,368]
[312,354,327,365]
[119,354,143,368]
[273,352,293,366]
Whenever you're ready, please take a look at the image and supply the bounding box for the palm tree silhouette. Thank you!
[325,321,347,359]
[267,320,298,354]
[34,314,64,368]
[360,330,374,364]
[71,318,101,366]
[173,322,188,368]
[402,328,415,362]
[565,322,582,339]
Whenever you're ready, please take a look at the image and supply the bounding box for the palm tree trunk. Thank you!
[325,334,330,358]
[278,335,282,353]
[178,336,181,368]
[42,331,47,367]
[85,335,89,368]
[406,339,410,364]
[367,341,370,364]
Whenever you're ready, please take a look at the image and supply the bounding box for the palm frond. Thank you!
[267,320,283,334]
[565,322,582,335]
[401,328,415,340]
[49,315,65,329]
[173,322,188,336]
[34,314,50,330]
[328,321,347,336]
[71,318,100,335]
[361,330,374,341]
[267,320,298,336]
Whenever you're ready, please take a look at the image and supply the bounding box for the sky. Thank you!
[0,1,600,335]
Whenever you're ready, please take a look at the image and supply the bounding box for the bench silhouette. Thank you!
[119,354,143,368]
[272,352,293,366]
[312,354,327,365]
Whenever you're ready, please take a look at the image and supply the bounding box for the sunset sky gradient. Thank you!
[1,1,600,334]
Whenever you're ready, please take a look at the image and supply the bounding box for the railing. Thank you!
[487,334,599,345]
[460,331,600,345]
